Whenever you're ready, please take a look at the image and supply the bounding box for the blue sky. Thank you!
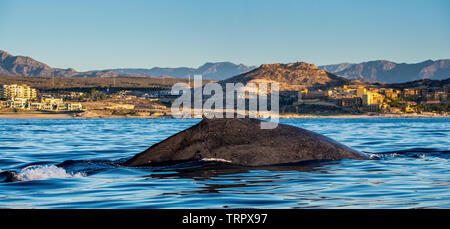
[0,0,449,71]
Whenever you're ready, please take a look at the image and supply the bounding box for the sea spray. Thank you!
[14,165,85,181]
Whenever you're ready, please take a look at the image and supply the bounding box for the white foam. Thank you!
[14,165,85,181]
[201,158,232,163]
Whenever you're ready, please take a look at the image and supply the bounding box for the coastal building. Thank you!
[42,103,54,111]
[8,98,29,109]
[402,89,418,97]
[327,86,360,109]
[61,92,85,100]
[381,88,400,99]
[34,97,64,110]
[28,101,83,111]
[0,100,7,108]
[68,103,83,111]
[403,104,415,113]
[1,84,37,99]
[29,102,43,110]
[357,86,367,98]
[41,97,64,105]
[338,97,362,107]
[57,103,66,111]
[434,91,448,101]
[362,92,385,105]
[57,103,83,111]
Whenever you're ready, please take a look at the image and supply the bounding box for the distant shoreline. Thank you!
[278,114,450,119]
[0,112,75,119]
[0,111,448,119]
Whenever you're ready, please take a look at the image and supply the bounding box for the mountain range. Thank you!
[0,50,255,80]
[1,50,449,83]
[108,63,256,80]
[319,60,450,83]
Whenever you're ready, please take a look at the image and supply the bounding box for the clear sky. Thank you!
[0,0,449,71]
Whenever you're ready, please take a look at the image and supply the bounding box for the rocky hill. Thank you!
[319,60,450,83]
[0,50,121,77]
[222,62,349,91]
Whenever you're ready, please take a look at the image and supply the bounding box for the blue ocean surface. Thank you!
[0,118,448,209]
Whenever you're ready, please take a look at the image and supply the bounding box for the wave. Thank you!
[371,148,450,159]
[1,148,447,182]
[0,159,121,183]
[10,165,85,182]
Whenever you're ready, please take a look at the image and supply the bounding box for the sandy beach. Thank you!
[0,111,150,119]
[0,112,75,119]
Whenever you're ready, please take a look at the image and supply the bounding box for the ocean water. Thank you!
[0,118,448,209]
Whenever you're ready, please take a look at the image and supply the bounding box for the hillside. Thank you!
[383,78,450,89]
[0,75,191,90]
[222,62,349,91]
[319,59,450,83]
[0,50,120,78]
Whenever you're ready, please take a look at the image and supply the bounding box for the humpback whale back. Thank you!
[124,118,368,167]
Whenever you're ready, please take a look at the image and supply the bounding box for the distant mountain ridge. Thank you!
[2,49,449,84]
[108,62,256,80]
[319,60,450,83]
[0,50,255,80]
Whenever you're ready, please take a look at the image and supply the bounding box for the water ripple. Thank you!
[0,118,448,208]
